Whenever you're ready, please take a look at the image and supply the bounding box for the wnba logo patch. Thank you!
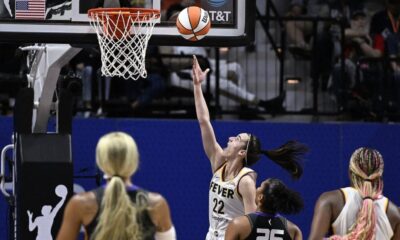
[208,0,227,8]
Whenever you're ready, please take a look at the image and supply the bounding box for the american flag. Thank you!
[15,0,46,20]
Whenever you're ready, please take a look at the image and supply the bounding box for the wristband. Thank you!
[155,226,176,240]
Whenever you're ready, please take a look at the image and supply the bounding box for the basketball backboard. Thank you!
[0,0,255,46]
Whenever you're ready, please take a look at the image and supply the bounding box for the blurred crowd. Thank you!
[285,0,400,120]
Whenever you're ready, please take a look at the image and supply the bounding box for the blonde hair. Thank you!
[92,132,141,240]
[330,147,384,240]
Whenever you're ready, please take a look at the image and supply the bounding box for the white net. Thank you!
[88,9,160,80]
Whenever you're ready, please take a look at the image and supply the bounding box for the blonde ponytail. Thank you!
[92,132,141,240]
[92,177,141,240]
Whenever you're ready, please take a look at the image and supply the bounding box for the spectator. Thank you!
[286,0,313,57]
[311,0,364,91]
[126,46,168,113]
[329,11,382,108]
[370,0,400,113]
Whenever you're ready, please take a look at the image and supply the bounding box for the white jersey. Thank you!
[332,187,393,240]
[206,163,255,240]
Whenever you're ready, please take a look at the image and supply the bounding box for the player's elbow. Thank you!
[244,203,257,214]
[198,117,210,126]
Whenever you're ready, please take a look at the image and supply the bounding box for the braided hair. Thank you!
[330,147,384,240]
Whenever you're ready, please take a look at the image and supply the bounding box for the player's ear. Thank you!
[256,192,264,206]
[238,149,246,157]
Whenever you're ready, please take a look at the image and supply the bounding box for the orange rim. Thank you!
[88,8,160,21]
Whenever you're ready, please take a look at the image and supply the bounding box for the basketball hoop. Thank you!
[88,8,160,80]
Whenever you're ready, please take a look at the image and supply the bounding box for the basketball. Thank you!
[55,185,68,197]
[176,6,211,41]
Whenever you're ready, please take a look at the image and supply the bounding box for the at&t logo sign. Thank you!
[208,0,227,8]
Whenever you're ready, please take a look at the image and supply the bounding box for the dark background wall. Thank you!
[1,117,400,239]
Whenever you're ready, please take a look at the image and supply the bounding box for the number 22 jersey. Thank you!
[206,163,255,240]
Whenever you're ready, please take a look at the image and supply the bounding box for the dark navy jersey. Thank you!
[85,185,156,240]
[245,212,292,240]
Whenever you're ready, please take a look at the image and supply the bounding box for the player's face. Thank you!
[226,133,250,153]
[350,16,366,30]
[227,133,249,146]
[255,179,270,206]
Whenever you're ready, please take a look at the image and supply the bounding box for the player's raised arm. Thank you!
[192,55,224,171]
[238,174,257,214]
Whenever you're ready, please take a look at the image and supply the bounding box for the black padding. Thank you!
[58,89,73,134]
[19,134,71,163]
[14,88,34,134]
[16,134,73,240]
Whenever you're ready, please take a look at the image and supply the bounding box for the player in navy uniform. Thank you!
[57,132,176,240]
[225,178,303,240]
[192,56,308,240]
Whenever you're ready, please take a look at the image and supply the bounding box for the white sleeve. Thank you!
[154,226,176,240]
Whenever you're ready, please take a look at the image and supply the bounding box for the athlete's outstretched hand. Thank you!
[192,55,210,86]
